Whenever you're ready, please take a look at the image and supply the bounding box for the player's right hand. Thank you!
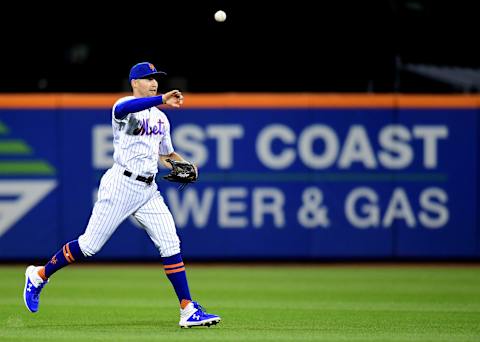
[162,90,184,108]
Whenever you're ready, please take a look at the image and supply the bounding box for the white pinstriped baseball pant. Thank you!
[78,163,180,257]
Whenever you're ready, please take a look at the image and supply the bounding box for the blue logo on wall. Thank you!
[0,120,57,237]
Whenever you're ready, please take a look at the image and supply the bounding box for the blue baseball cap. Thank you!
[129,62,167,82]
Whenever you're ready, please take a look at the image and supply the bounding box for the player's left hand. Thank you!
[162,159,198,190]
[162,90,184,108]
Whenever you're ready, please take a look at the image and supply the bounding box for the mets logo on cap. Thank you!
[149,63,155,71]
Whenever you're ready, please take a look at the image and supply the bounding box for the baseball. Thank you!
[214,10,226,22]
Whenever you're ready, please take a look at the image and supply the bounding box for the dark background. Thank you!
[1,0,478,93]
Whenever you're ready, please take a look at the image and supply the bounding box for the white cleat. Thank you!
[179,301,221,328]
[23,266,48,313]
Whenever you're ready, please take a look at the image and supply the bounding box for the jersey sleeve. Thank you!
[159,116,174,155]
[114,95,164,120]
[112,96,135,123]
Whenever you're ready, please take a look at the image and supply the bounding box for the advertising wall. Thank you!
[0,94,479,259]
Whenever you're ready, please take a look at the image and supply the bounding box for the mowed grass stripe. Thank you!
[0,266,479,342]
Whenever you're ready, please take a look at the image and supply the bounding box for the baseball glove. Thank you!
[163,159,198,190]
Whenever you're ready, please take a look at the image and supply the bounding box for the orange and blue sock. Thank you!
[162,253,192,308]
[38,240,85,280]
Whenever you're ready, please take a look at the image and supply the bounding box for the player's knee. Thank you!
[160,241,181,258]
[78,235,101,257]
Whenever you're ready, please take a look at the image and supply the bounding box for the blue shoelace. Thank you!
[193,302,207,313]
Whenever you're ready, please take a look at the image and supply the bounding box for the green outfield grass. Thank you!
[0,264,479,341]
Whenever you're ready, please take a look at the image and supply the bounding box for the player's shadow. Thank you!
[27,319,172,329]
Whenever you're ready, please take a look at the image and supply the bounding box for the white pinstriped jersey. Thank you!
[78,95,180,258]
[111,96,174,176]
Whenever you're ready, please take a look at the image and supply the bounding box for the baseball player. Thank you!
[23,62,221,328]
